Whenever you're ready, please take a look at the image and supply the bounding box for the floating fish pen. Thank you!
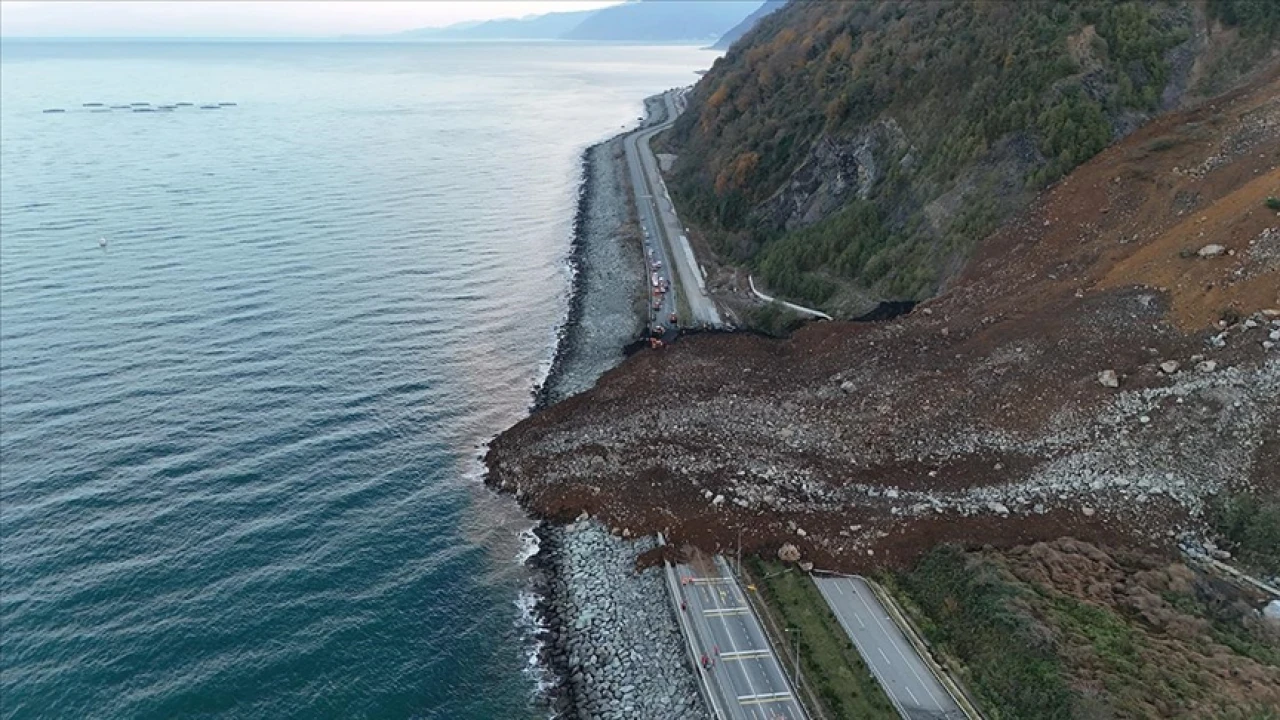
[157,105,178,110]
[175,102,194,107]
[83,102,104,107]
[90,109,111,113]
[110,105,131,109]
[199,105,221,109]
[130,102,151,106]
[132,108,156,113]
[42,108,66,113]
[217,102,238,106]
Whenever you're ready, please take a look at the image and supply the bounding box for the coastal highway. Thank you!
[672,555,808,720]
[813,575,966,720]
[624,89,722,329]
[623,95,677,332]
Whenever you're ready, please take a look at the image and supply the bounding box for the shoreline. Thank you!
[515,113,707,719]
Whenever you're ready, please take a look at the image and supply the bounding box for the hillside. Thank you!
[488,61,1279,573]
[564,0,761,43]
[663,0,1280,316]
[400,1,762,44]
[399,10,596,41]
[711,0,787,50]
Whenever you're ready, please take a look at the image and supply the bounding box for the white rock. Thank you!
[1196,360,1218,373]
[988,501,1010,516]
[1159,360,1180,374]
[1197,244,1226,258]
[885,488,900,499]
[711,494,725,506]
[1098,369,1120,388]
[1082,506,1096,517]
[1263,600,1280,623]
[1139,415,1151,424]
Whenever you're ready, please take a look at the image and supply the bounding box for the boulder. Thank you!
[777,543,801,563]
[1098,369,1120,388]
[1197,243,1226,257]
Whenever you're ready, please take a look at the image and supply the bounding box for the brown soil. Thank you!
[487,66,1280,574]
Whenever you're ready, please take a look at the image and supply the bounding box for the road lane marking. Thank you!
[878,647,891,665]
[815,578,911,720]
[852,578,947,709]
[737,692,794,705]
[720,649,770,660]
[703,607,749,617]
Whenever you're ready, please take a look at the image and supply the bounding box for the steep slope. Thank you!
[711,0,787,50]
[664,0,1280,315]
[564,0,762,43]
[488,64,1280,571]
[400,10,595,41]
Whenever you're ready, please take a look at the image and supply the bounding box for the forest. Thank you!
[665,0,1278,311]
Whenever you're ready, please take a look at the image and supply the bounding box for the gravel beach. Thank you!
[524,127,708,720]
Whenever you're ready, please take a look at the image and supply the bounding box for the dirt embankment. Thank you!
[488,68,1280,573]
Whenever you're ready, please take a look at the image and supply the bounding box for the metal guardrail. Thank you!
[811,569,984,720]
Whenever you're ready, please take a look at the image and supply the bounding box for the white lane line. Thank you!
[877,647,891,665]
[705,568,762,714]
[815,579,911,720]
[906,686,920,704]
[848,578,947,710]
[715,558,804,717]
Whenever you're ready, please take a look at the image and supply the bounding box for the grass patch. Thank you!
[744,558,898,720]
[1208,493,1280,577]
[891,545,1078,720]
[745,300,805,337]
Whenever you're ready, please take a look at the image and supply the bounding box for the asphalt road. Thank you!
[623,96,677,334]
[673,556,807,720]
[813,575,965,720]
[623,90,722,330]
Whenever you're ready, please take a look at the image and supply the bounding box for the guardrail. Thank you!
[812,569,983,720]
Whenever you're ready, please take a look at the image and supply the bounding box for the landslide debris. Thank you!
[487,66,1280,573]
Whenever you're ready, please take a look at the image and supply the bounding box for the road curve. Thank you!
[813,575,966,720]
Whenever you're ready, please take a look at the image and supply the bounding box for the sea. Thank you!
[0,40,715,719]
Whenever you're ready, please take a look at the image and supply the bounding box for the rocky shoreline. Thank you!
[521,128,708,719]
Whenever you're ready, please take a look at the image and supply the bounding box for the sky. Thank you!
[0,1,627,38]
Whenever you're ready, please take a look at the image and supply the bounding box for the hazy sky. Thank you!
[0,1,627,38]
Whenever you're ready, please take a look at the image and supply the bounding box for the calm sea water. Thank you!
[0,40,714,719]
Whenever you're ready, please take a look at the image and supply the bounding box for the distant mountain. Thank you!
[400,10,596,40]
[711,0,786,49]
[563,1,762,43]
